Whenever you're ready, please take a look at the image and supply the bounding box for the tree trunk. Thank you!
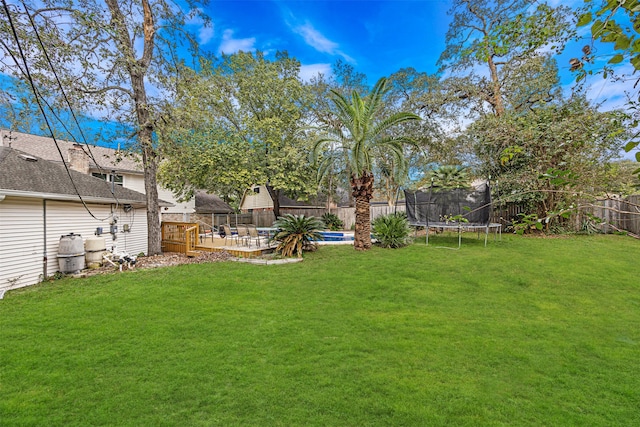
[351,172,374,251]
[140,128,162,255]
[487,55,505,117]
[106,0,161,255]
[132,73,161,255]
[266,185,281,219]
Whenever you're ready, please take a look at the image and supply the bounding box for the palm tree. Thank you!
[313,77,420,250]
[421,165,471,190]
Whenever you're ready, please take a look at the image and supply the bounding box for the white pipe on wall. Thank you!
[43,199,48,280]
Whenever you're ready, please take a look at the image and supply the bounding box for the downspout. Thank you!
[42,199,47,281]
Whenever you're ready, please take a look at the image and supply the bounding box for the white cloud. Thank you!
[291,22,355,63]
[199,26,215,45]
[299,63,332,82]
[185,9,214,45]
[560,64,637,112]
[294,23,337,54]
[585,75,635,112]
[219,29,256,54]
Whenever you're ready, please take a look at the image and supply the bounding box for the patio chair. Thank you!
[235,224,251,247]
[245,224,265,247]
[220,224,235,246]
[198,224,214,244]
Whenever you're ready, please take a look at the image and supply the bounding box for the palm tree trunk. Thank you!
[351,172,374,250]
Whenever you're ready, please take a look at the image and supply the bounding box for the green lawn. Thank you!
[1,234,639,426]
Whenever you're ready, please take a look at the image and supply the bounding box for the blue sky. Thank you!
[190,0,452,83]
[1,0,636,157]
[187,1,631,110]
[182,0,637,162]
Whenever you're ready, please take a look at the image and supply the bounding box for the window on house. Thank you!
[92,172,124,186]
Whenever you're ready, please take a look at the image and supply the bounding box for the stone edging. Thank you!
[231,257,304,265]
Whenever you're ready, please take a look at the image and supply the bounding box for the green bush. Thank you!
[321,212,344,231]
[372,213,412,248]
[272,214,325,258]
[512,213,543,235]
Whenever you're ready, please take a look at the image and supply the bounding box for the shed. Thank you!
[239,184,323,212]
[194,190,234,214]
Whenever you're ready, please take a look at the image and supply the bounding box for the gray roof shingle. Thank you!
[194,190,234,213]
[0,147,148,204]
[1,129,142,174]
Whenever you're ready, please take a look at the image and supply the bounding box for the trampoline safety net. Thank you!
[404,184,491,226]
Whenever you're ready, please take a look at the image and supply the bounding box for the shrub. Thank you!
[321,213,344,231]
[512,213,543,235]
[372,213,412,248]
[272,214,325,258]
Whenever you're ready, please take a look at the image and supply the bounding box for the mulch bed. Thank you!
[135,251,233,268]
[79,251,234,278]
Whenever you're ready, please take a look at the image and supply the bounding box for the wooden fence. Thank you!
[490,196,640,235]
[581,195,640,235]
[192,194,640,235]
[273,205,405,230]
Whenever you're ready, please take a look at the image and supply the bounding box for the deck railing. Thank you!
[161,221,202,254]
[185,225,198,257]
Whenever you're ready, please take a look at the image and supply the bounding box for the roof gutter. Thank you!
[0,189,152,207]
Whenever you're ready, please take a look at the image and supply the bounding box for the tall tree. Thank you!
[157,128,254,208]
[385,68,465,198]
[575,0,640,170]
[438,0,572,116]
[468,95,629,221]
[158,51,315,216]
[313,77,420,250]
[419,165,471,190]
[0,0,206,255]
[307,60,370,207]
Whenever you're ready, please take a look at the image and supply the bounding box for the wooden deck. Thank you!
[161,221,275,258]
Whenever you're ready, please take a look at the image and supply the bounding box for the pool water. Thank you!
[318,231,355,242]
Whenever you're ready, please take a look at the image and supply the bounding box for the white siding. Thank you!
[123,172,193,214]
[122,173,146,194]
[0,197,45,290]
[158,185,195,214]
[0,197,149,292]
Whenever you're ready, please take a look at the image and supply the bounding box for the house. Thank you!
[163,190,234,225]
[0,146,168,292]
[239,184,323,213]
[239,184,325,226]
[0,129,194,219]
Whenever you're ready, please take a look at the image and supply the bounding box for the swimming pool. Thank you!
[317,231,355,243]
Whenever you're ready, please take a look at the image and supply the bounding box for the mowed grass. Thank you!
[1,234,639,426]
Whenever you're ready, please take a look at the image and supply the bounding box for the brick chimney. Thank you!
[68,144,90,174]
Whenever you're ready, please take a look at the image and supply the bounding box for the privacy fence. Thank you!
[583,195,640,236]
[277,205,405,230]
[174,195,640,236]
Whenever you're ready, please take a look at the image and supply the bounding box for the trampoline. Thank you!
[404,182,501,249]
